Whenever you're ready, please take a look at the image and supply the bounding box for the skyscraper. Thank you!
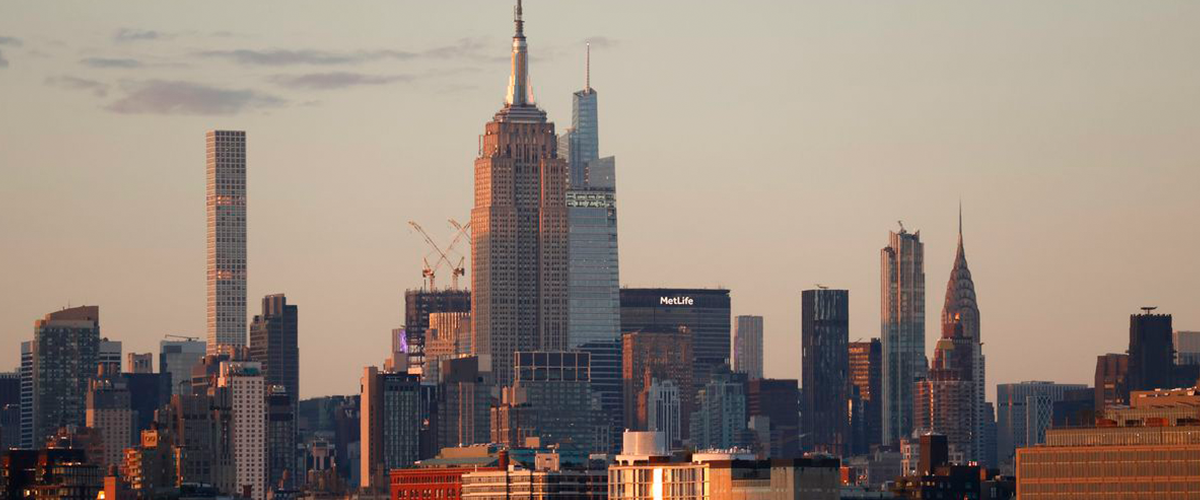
[249,294,300,412]
[491,351,596,451]
[801,288,849,456]
[940,208,984,463]
[848,339,882,454]
[127,353,153,374]
[1127,310,1175,394]
[690,369,750,450]
[360,367,422,491]
[732,315,764,380]
[160,339,206,396]
[27,306,101,448]
[404,289,471,378]
[207,130,248,355]
[995,381,1088,466]
[623,327,694,445]
[620,288,732,387]
[563,47,621,452]
[881,227,926,446]
[913,317,976,464]
[470,1,569,387]
[1094,353,1129,412]
[216,361,266,500]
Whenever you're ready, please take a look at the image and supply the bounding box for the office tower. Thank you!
[122,372,171,442]
[1094,353,1130,414]
[1127,310,1176,393]
[425,312,472,383]
[746,379,800,458]
[404,290,471,378]
[563,60,620,447]
[1176,331,1200,366]
[437,356,492,449]
[86,374,132,470]
[360,366,422,491]
[913,317,975,464]
[122,428,178,493]
[1015,390,1200,498]
[981,401,997,468]
[491,351,596,451]
[645,380,682,446]
[160,339,206,396]
[559,44,599,188]
[849,339,883,453]
[0,371,17,450]
[249,294,300,415]
[20,341,33,448]
[620,288,732,387]
[207,129,248,355]
[732,315,764,380]
[881,227,926,446]
[27,306,100,448]
[623,327,694,444]
[801,288,849,456]
[577,337,622,453]
[216,361,266,500]
[470,1,569,388]
[162,393,217,486]
[266,385,296,490]
[126,353,152,374]
[995,381,1088,466]
[1051,388,1096,428]
[940,209,985,463]
[99,339,122,374]
[690,369,749,450]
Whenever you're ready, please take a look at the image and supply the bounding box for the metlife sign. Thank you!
[660,296,694,306]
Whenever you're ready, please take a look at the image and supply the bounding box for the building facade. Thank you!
[995,381,1088,466]
[160,339,206,396]
[470,2,569,389]
[426,312,473,383]
[492,351,596,451]
[939,211,985,464]
[623,327,694,443]
[690,370,749,450]
[848,339,882,454]
[881,228,925,446]
[249,294,299,414]
[1095,353,1129,413]
[746,379,800,458]
[127,353,152,374]
[913,317,976,464]
[206,130,248,355]
[405,289,471,379]
[732,315,764,380]
[26,306,101,449]
[620,288,732,389]
[1128,311,1181,393]
[85,375,132,470]
[216,361,266,500]
[801,288,849,456]
[361,367,423,491]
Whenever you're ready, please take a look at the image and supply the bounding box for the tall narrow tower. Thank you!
[206,130,248,355]
[881,226,925,446]
[471,0,569,387]
[940,206,984,463]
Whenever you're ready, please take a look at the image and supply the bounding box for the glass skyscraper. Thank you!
[881,227,926,446]
[562,43,622,453]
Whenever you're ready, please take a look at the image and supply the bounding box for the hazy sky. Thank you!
[2,1,1199,399]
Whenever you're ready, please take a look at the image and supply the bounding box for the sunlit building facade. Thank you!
[206,130,247,355]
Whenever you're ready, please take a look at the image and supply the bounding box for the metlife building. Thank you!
[620,288,732,386]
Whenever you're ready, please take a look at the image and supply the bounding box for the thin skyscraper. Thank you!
[881,225,926,446]
[470,0,569,386]
[801,288,849,456]
[206,130,248,355]
[732,315,764,380]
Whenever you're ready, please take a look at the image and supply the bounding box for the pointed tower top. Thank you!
[958,199,963,241]
[585,42,591,92]
[514,0,524,37]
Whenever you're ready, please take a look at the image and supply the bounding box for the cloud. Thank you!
[198,49,417,66]
[0,36,21,47]
[46,76,110,97]
[0,50,7,68]
[106,80,285,115]
[114,29,167,42]
[81,57,142,68]
[583,36,618,49]
[269,72,413,90]
[422,37,489,61]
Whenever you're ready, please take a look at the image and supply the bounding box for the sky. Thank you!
[1,1,1199,400]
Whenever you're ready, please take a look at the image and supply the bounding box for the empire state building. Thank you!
[470,0,569,386]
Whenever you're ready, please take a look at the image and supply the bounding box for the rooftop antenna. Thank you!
[815,284,829,290]
[585,42,591,92]
[897,220,906,233]
[1141,306,1158,314]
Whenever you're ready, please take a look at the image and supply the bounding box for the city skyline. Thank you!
[3,1,1200,399]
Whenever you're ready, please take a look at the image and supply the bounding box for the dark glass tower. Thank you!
[249,294,299,410]
[619,288,731,387]
[801,288,849,456]
[1127,310,1175,393]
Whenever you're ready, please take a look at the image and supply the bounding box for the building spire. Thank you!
[585,42,591,92]
[505,0,533,107]
[958,198,963,243]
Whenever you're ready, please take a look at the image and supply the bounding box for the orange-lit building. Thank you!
[389,449,505,500]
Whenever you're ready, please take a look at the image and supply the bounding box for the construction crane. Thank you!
[408,219,471,290]
[164,334,200,342]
